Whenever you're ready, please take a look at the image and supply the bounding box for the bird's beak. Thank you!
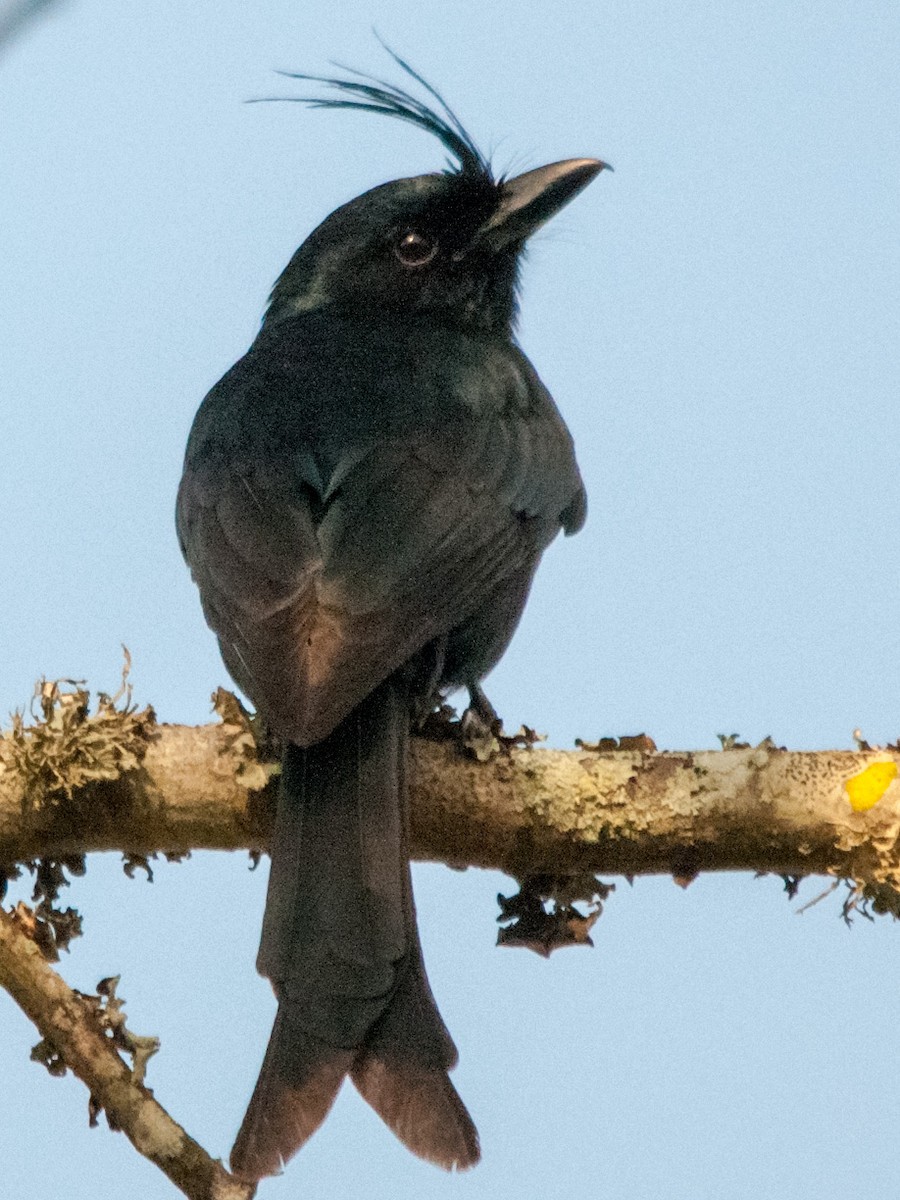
[476,157,610,250]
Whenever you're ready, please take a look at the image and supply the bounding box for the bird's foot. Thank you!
[459,685,503,761]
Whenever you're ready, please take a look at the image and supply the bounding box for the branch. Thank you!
[2,703,900,889]
[0,902,254,1200]
[3,679,900,1191]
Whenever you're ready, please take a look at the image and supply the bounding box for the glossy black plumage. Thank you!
[177,49,604,1181]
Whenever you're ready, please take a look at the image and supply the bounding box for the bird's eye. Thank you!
[394,231,438,267]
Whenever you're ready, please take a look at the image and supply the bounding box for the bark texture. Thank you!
[2,717,900,889]
[0,903,254,1200]
[4,688,900,1198]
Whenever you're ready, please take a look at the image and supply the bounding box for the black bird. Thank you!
[177,49,606,1181]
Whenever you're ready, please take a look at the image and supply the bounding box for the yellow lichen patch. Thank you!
[845,761,898,812]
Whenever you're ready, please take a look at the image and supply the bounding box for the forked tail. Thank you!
[230,679,479,1179]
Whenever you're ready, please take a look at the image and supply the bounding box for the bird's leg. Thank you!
[459,684,503,760]
[466,683,501,731]
[406,638,449,727]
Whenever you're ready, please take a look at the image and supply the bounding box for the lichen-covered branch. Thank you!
[399,736,900,889]
[0,903,254,1200]
[2,699,900,890]
[2,678,900,1191]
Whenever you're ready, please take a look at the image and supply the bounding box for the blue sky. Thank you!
[2,3,899,1197]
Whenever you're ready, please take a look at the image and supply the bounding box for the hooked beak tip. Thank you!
[480,155,611,248]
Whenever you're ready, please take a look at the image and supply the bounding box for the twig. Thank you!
[0,903,254,1200]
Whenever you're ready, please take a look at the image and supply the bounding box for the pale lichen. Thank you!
[211,688,280,792]
[0,654,155,813]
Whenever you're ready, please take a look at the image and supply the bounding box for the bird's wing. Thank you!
[177,343,582,744]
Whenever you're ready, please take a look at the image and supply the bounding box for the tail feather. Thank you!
[351,1056,479,1170]
[230,1010,353,1179]
[350,943,480,1169]
[229,677,478,1179]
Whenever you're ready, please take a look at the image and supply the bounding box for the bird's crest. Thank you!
[256,40,492,181]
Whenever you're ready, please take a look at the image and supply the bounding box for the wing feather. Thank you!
[177,317,583,743]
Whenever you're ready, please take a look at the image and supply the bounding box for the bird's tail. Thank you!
[229,679,479,1179]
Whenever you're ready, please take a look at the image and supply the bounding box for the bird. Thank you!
[176,46,607,1182]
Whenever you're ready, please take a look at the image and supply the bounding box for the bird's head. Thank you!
[263,49,609,335]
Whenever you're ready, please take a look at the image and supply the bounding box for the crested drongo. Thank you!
[177,48,607,1181]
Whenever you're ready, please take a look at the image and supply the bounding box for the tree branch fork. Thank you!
[3,688,900,1198]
